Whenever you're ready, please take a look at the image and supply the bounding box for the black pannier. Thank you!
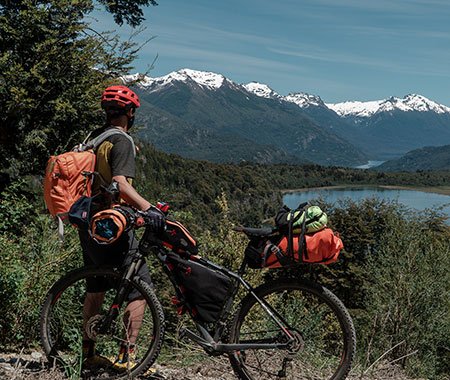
[244,237,270,269]
[168,256,232,323]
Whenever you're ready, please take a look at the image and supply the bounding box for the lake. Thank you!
[283,187,450,218]
[355,160,385,169]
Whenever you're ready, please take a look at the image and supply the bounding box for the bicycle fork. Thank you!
[98,257,145,335]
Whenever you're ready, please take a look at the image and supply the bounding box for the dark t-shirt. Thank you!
[91,127,135,193]
[79,126,152,287]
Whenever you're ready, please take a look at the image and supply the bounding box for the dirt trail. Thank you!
[0,351,424,380]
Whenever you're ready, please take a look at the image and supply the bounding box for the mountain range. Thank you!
[128,69,450,168]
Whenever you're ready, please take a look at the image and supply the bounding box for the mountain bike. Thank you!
[40,204,356,380]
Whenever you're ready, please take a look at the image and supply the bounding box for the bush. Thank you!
[360,213,450,379]
[0,192,83,347]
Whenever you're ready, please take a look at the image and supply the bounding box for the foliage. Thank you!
[0,212,82,347]
[97,0,158,27]
[0,178,37,235]
[0,0,156,176]
[360,215,450,379]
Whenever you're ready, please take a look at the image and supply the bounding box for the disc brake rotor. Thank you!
[86,314,104,341]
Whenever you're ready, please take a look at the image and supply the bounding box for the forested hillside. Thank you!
[134,141,450,230]
[376,144,450,172]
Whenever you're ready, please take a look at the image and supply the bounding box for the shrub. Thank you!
[360,212,450,379]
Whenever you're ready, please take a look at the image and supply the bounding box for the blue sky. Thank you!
[92,0,450,105]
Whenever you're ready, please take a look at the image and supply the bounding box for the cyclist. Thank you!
[80,85,164,374]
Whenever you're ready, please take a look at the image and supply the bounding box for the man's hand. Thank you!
[143,207,166,231]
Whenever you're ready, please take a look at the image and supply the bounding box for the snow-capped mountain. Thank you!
[242,82,328,109]
[124,69,237,92]
[327,94,450,118]
[131,69,368,166]
[284,93,327,108]
[126,69,450,116]
[324,94,450,160]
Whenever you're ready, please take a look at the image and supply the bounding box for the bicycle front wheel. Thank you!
[40,267,164,380]
[228,278,356,380]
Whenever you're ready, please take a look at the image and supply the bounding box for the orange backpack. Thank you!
[43,129,133,221]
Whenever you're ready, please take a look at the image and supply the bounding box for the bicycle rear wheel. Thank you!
[228,278,356,380]
[40,267,164,379]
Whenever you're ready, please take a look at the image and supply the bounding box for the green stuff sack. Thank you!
[275,205,327,234]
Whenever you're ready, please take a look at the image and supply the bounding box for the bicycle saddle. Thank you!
[233,226,275,237]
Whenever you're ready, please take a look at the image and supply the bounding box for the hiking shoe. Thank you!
[112,351,163,378]
[83,354,113,369]
[112,349,137,371]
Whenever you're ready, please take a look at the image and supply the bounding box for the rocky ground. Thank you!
[0,350,427,380]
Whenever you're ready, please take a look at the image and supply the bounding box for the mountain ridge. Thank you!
[130,69,369,167]
[125,69,450,113]
[376,145,450,172]
[125,69,450,166]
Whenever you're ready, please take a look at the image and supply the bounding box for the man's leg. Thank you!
[123,297,146,345]
[82,292,105,359]
[83,292,105,340]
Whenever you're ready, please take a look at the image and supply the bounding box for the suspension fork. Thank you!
[98,256,145,334]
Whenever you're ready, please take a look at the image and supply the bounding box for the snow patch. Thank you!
[327,94,450,117]
[285,93,324,108]
[243,82,280,99]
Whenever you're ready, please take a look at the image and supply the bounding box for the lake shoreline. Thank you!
[282,184,450,196]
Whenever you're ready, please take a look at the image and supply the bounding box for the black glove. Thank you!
[143,207,166,231]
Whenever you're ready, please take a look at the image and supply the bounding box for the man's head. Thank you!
[101,85,140,129]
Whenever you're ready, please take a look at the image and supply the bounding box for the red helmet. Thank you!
[101,85,140,109]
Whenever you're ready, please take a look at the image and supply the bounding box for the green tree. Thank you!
[0,0,157,176]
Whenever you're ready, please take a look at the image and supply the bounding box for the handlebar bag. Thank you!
[161,219,198,255]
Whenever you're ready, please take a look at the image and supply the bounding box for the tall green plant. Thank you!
[360,214,450,379]
[0,0,157,176]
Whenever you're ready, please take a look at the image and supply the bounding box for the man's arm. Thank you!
[112,175,151,211]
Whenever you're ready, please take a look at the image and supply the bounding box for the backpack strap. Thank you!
[297,215,308,262]
[75,128,136,157]
[287,205,309,264]
[280,207,305,266]
[86,128,136,157]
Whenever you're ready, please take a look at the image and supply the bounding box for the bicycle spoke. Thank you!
[41,267,164,380]
[228,279,355,380]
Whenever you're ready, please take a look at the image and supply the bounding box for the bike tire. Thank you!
[228,278,356,380]
[40,266,165,380]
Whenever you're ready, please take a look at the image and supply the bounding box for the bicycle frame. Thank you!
[101,227,298,355]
